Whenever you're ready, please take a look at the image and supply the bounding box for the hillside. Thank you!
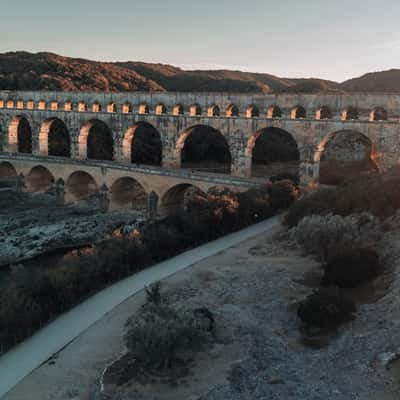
[340,69,400,92]
[0,51,397,93]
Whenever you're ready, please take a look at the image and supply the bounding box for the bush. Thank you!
[267,180,299,211]
[237,187,273,225]
[323,247,381,288]
[290,213,362,260]
[124,304,212,370]
[297,287,356,330]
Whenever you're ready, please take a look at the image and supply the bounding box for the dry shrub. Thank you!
[124,304,212,370]
[323,247,381,288]
[297,287,356,330]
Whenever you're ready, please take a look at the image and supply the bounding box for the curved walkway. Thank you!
[0,216,280,398]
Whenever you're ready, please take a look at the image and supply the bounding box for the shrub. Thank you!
[267,180,299,211]
[290,213,362,260]
[323,247,381,288]
[237,187,273,225]
[297,287,356,330]
[145,282,162,305]
[124,304,212,370]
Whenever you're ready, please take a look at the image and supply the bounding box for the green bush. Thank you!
[323,247,381,288]
[124,304,212,370]
[297,287,356,330]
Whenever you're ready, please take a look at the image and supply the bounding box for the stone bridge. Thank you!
[1,90,400,199]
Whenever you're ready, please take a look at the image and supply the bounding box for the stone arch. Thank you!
[173,104,184,115]
[155,103,167,115]
[247,127,300,179]
[316,106,332,120]
[160,183,205,216]
[122,122,162,166]
[291,105,306,119]
[27,100,35,110]
[0,162,17,178]
[7,100,15,109]
[177,125,231,174]
[8,116,32,154]
[78,102,87,112]
[50,101,59,111]
[370,107,388,121]
[226,104,239,117]
[342,106,359,121]
[122,102,132,113]
[39,118,71,157]
[208,104,220,117]
[64,101,73,111]
[38,100,46,110]
[26,165,55,192]
[267,105,282,119]
[246,105,260,118]
[92,102,102,113]
[16,100,24,109]
[110,177,148,211]
[79,119,114,160]
[315,130,379,185]
[107,102,117,113]
[139,103,149,115]
[190,103,201,116]
[66,170,98,202]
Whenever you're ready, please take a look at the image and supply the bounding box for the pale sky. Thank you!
[1,0,399,82]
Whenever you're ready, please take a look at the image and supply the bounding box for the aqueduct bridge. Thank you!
[1,90,400,212]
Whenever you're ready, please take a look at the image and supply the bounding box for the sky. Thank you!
[0,0,399,82]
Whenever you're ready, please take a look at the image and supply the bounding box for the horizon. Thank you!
[1,0,399,82]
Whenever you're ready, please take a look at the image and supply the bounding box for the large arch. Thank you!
[26,166,54,193]
[160,183,205,216]
[110,177,147,211]
[315,130,379,185]
[39,118,71,157]
[177,125,232,174]
[66,171,98,202]
[79,120,114,161]
[8,116,32,154]
[247,127,300,180]
[122,122,162,166]
[0,162,17,178]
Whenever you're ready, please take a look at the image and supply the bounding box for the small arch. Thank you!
[190,103,201,117]
[139,103,149,115]
[291,105,306,119]
[79,119,114,161]
[66,171,98,202]
[247,127,300,179]
[27,100,35,110]
[26,166,54,193]
[8,116,32,154]
[92,102,102,113]
[342,106,359,121]
[161,183,205,216]
[178,125,231,174]
[0,162,17,178]
[16,100,24,109]
[173,104,184,115]
[39,118,71,157]
[122,122,162,166]
[107,102,117,113]
[316,130,379,185]
[370,107,388,121]
[155,103,167,115]
[316,106,332,120]
[207,104,220,117]
[267,105,282,119]
[0,100,4,108]
[38,100,46,110]
[246,105,260,118]
[6,100,14,109]
[64,101,73,111]
[50,101,59,111]
[122,102,132,113]
[78,102,87,112]
[226,104,239,117]
[110,177,147,211]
